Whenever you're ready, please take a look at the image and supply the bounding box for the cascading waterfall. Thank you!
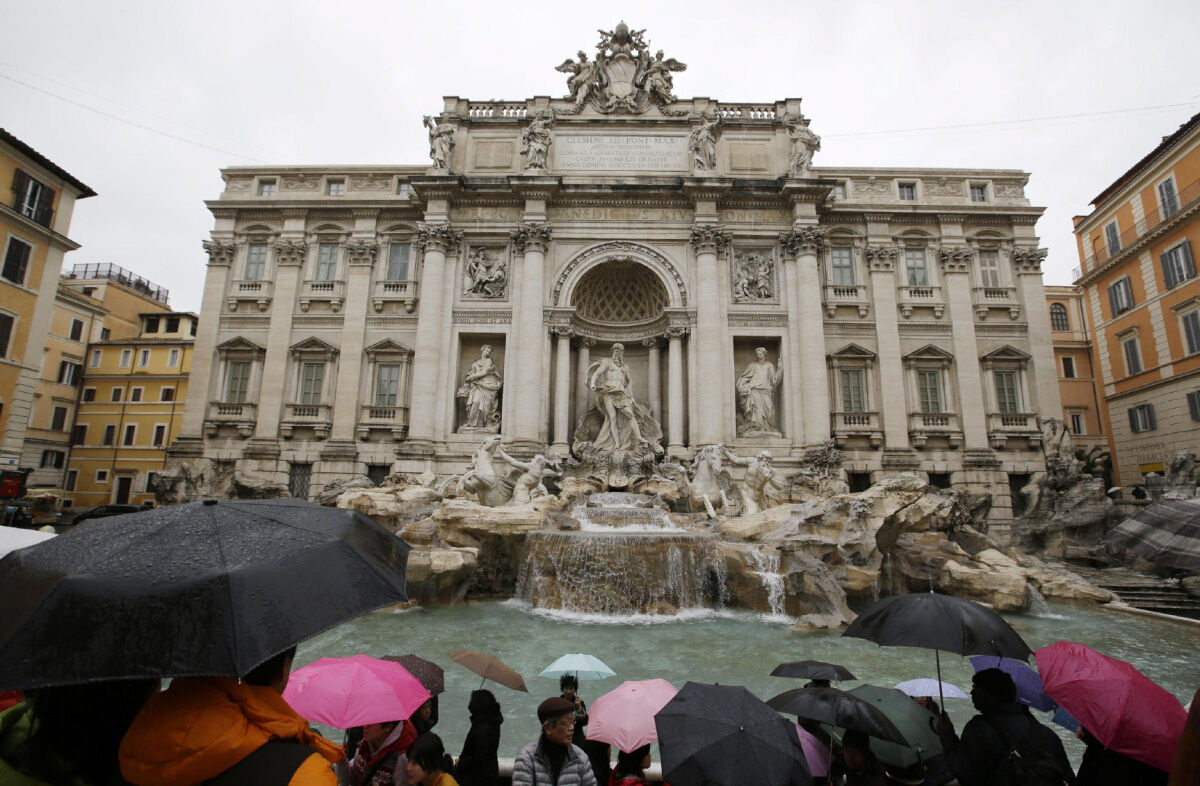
[1026,582,1066,619]
[513,492,727,615]
[745,547,786,617]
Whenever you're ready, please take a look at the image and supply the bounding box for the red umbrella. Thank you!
[1035,641,1186,772]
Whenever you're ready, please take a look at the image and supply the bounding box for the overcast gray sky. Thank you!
[4,0,1198,313]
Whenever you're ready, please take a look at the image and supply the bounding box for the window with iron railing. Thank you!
[1084,176,1200,269]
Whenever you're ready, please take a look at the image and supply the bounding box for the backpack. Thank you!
[986,716,1069,786]
[202,739,316,786]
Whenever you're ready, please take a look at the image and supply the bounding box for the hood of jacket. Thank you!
[118,677,342,786]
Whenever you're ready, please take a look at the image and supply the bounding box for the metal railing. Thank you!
[1082,176,1200,272]
[67,263,169,304]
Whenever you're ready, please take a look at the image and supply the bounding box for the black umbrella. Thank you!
[0,498,410,690]
[771,660,856,682]
[842,590,1032,706]
[767,686,908,744]
[654,681,811,786]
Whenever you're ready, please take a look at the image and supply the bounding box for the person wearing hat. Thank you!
[938,668,1074,786]
[510,697,597,786]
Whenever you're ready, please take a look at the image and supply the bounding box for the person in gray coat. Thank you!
[511,697,597,786]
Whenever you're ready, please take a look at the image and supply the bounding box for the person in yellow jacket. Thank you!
[119,647,343,786]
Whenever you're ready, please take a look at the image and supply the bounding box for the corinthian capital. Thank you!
[1012,247,1048,274]
[202,240,236,267]
[778,226,827,257]
[689,224,731,254]
[415,223,463,253]
[273,240,309,266]
[936,246,972,274]
[863,245,898,272]
[343,239,379,266]
[510,222,553,253]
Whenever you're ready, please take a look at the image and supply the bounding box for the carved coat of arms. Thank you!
[556,22,687,115]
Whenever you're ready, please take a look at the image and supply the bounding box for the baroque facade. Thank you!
[172,24,1060,522]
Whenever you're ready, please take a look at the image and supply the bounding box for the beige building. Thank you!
[1044,286,1106,459]
[0,128,95,470]
[172,24,1061,522]
[67,311,195,507]
[1073,111,1200,485]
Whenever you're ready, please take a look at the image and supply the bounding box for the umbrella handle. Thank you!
[935,649,945,708]
[479,676,486,691]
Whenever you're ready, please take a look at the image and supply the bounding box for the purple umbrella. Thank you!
[970,655,1054,711]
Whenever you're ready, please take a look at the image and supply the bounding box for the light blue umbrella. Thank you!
[540,653,616,681]
[894,678,969,700]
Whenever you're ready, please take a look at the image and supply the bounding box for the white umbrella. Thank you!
[893,678,969,699]
[540,653,616,681]
[0,525,54,559]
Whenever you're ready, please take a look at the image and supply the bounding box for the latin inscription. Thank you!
[548,206,691,222]
[555,134,688,172]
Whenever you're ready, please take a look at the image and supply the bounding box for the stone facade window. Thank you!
[1049,303,1069,331]
[258,179,277,197]
[977,249,1002,288]
[245,243,268,280]
[830,246,855,286]
[898,182,917,201]
[904,248,929,287]
[970,183,988,202]
[386,242,411,281]
[1128,403,1156,432]
[314,243,339,281]
[326,179,345,196]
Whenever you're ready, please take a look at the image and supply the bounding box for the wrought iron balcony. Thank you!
[1081,176,1199,273]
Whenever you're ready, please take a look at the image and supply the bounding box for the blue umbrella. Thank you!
[540,653,616,681]
[969,655,1055,711]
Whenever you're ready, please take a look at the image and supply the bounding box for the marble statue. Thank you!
[723,447,788,515]
[732,251,775,302]
[424,116,456,169]
[499,451,562,506]
[459,435,513,506]
[786,117,820,176]
[635,49,686,104]
[588,343,651,454]
[689,111,719,171]
[457,345,503,432]
[556,51,602,110]
[522,111,554,170]
[685,444,735,519]
[464,248,507,298]
[736,347,783,436]
[1040,417,1072,458]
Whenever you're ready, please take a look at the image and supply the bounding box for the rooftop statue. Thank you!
[555,21,687,115]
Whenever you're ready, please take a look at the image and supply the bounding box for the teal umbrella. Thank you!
[830,685,943,768]
[540,653,616,681]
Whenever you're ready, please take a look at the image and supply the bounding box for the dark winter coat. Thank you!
[941,702,1075,786]
[1076,728,1168,786]
[455,710,502,786]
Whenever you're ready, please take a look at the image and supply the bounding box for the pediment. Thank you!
[829,343,876,359]
[365,338,413,356]
[215,336,265,353]
[904,344,954,361]
[981,345,1030,362]
[289,336,339,354]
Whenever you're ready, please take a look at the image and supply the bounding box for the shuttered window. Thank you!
[1161,242,1195,289]
[1128,404,1156,433]
[2,238,31,286]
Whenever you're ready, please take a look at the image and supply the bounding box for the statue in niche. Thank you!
[736,347,783,436]
[722,447,788,515]
[571,342,664,489]
[500,452,563,506]
[635,49,686,104]
[521,111,554,170]
[689,110,719,172]
[423,116,456,169]
[464,248,507,298]
[786,117,821,176]
[556,51,603,111]
[457,345,503,432]
[732,251,775,302]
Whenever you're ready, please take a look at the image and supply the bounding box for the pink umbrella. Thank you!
[796,725,830,778]
[283,654,431,729]
[586,678,678,753]
[1035,641,1186,772]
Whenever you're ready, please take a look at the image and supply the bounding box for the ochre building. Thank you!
[171,24,1061,525]
[0,128,95,469]
[1044,285,1106,459]
[1073,111,1200,485]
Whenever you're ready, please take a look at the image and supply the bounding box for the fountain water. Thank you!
[514,493,728,615]
[1026,582,1066,619]
[744,546,786,617]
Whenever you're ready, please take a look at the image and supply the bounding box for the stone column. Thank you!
[551,328,573,453]
[689,225,731,445]
[330,237,377,442]
[177,241,235,442]
[254,238,308,439]
[865,246,911,452]
[407,224,461,447]
[644,337,662,422]
[509,222,552,448]
[781,227,832,446]
[574,337,593,426]
[1014,248,1062,421]
[939,247,989,450]
[667,328,687,456]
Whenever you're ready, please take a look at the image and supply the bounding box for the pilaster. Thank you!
[407,223,461,446]
[780,226,831,445]
[255,239,306,438]
[330,238,378,441]
[509,221,553,448]
[1014,248,1061,427]
[689,224,731,445]
[938,246,989,451]
[865,245,910,450]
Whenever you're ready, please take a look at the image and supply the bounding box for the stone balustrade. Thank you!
[299,279,345,312]
[227,279,273,312]
[371,279,419,313]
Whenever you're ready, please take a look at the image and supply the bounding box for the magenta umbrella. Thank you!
[283,654,431,729]
[795,725,830,778]
[586,678,678,753]
[1035,641,1186,772]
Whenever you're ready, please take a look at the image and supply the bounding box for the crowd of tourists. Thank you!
[1,657,1197,786]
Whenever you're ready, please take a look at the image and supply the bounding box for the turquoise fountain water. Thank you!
[299,600,1198,768]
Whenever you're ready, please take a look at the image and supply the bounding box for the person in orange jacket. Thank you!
[118,647,344,786]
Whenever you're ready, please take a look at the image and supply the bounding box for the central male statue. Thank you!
[588,343,649,452]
